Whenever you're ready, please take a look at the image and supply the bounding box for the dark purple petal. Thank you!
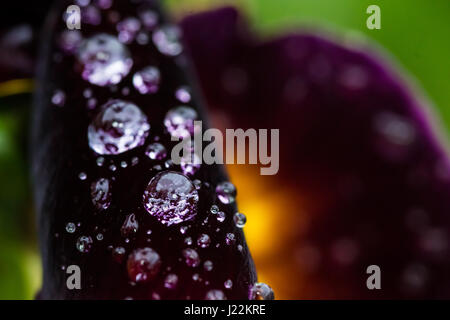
[32,1,256,300]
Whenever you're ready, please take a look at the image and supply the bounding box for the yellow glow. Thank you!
[0,79,34,98]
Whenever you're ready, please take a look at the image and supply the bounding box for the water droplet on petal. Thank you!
[164,274,178,289]
[145,142,167,160]
[88,100,150,155]
[233,212,246,228]
[90,178,112,210]
[127,247,161,283]
[164,106,198,139]
[175,86,191,103]
[117,17,141,44]
[152,25,183,56]
[203,260,213,271]
[205,290,226,300]
[225,233,236,245]
[143,171,198,226]
[182,248,200,267]
[216,211,226,223]
[197,234,211,248]
[224,279,233,289]
[76,235,93,253]
[216,181,236,204]
[249,283,275,300]
[121,213,139,237]
[66,222,76,233]
[78,172,87,180]
[133,66,160,94]
[77,34,133,86]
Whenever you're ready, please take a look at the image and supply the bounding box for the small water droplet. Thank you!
[203,260,213,271]
[133,66,160,94]
[51,89,66,107]
[233,212,246,228]
[127,247,161,283]
[153,25,183,56]
[175,86,191,103]
[76,235,93,253]
[90,178,112,210]
[205,290,226,300]
[164,274,178,289]
[96,233,104,241]
[78,172,87,180]
[224,279,233,289]
[117,17,141,44]
[216,181,236,204]
[249,283,275,300]
[210,205,219,214]
[216,211,226,223]
[145,142,167,160]
[66,222,76,233]
[225,233,236,246]
[182,248,200,267]
[164,106,198,139]
[197,234,211,248]
[121,213,139,237]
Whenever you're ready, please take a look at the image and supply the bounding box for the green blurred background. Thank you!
[0,0,449,299]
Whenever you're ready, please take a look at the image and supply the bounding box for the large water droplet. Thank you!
[77,34,133,86]
[164,106,198,139]
[152,25,183,56]
[143,171,198,226]
[216,181,236,204]
[249,282,275,300]
[90,178,112,210]
[127,247,161,283]
[88,100,150,155]
[132,66,160,94]
[182,248,200,267]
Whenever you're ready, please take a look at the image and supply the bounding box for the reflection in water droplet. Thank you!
[90,178,112,210]
[127,247,161,283]
[143,171,198,226]
[88,100,150,155]
[77,34,133,86]
[216,181,236,204]
[249,282,275,300]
